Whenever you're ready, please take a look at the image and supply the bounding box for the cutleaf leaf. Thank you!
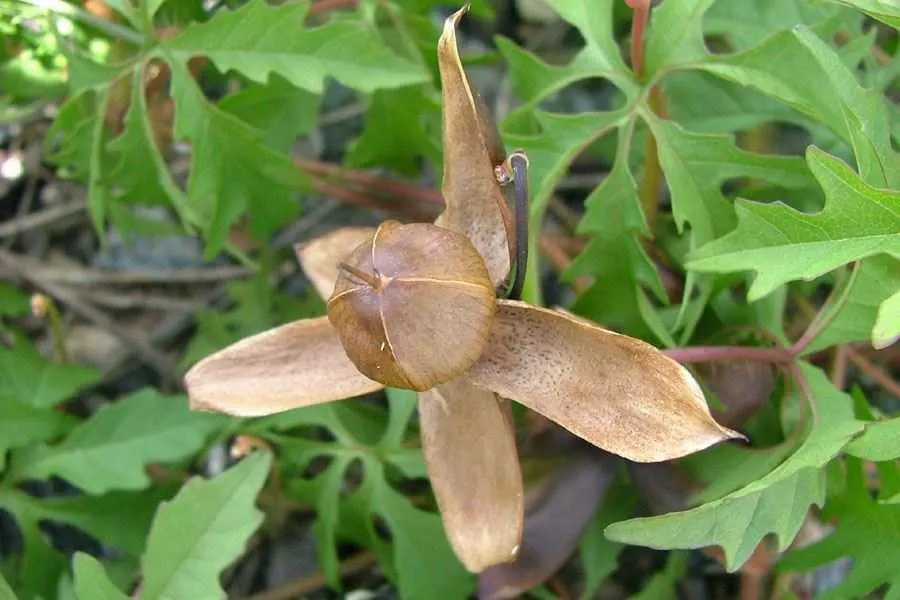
[496,0,635,115]
[140,451,272,600]
[11,389,226,494]
[165,57,308,254]
[807,256,900,352]
[779,459,900,599]
[700,25,900,188]
[605,364,865,570]
[645,0,715,75]
[567,139,669,342]
[688,147,900,300]
[107,65,186,213]
[161,1,427,93]
[645,113,814,245]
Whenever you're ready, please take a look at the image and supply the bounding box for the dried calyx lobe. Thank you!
[326,220,496,391]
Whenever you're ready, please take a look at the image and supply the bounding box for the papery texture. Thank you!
[185,317,382,416]
[468,301,742,462]
[436,7,513,289]
[419,377,524,572]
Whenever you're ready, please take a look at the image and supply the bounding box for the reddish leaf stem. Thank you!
[295,157,444,205]
[627,0,652,78]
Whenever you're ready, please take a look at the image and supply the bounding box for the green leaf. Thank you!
[503,109,626,304]
[645,113,814,245]
[873,288,900,349]
[106,65,186,214]
[11,389,225,494]
[219,77,321,153]
[72,554,129,600]
[807,256,900,352]
[278,400,467,598]
[0,571,18,600]
[823,0,900,29]
[0,283,30,317]
[0,398,75,470]
[791,26,900,188]
[704,0,843,50]
[700,25,900,188]
[567,137,669,343]
[0,337,100,408]
[161,2,427,93]
[629,552,687,600]
[645,0,715,75]
[605,363,865,570]
[0,496,67,600]
[496,0,634,114]
[165,57,308,254]
[846,417,900,462]
[29,489,168,557]
[578,477,637,600]
[662,71,803,133]
[505,110,626,217]
[364,459,473,599]
[779,458,900,598]
[688,147,900,300]
[347,87,441,176]
[45,90,105,180]
[141,451,271,600]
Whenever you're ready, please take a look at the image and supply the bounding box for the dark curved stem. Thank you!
[505,152,530,301]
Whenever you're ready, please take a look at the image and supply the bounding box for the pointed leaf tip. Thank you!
[419,377,523,572]
[184,317,383,417]
[468,301,742,462]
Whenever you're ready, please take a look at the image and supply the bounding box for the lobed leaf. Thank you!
[779,459,900,599]
[700,25,900,188]
[567,137,669,343]
[807,256,900,352]
[165,57,308,254]
[605,364,865,570]
[161,1,427,93]
[688,147,900,301]
[645,0,716,75]
[11,389,225,494]
[140,451,272,600]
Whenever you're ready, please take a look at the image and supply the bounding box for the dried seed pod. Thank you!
[327,220,496,391]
